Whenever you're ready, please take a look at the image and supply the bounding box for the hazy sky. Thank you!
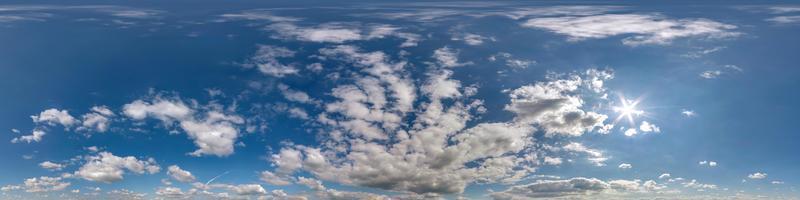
[1,1,799,199]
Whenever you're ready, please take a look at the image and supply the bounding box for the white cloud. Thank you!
[79,106,114,133]
[682,179,717,190]
[639,121,660,133]
[700,70,722,79]
[278,84,317,104]
[433,47,471,67]
[543,156,562,165]
[658,173,671,179]
[772,180,784,184]
[73,151,160,183]
[31,108,78,127]
[2,176,71,193]
[767,15,800,24]
[624,128,638,137]
[167,165,196,183]
[123,96,244,157]
[698,160,717,167]
[523,14,739,46]
[748,172,767,179]
[490,52,536,69]
[260,171,292,186]
[264,49,621,195]
[11,129,46,143]
[490,177,664,199]
[563,143,608,166]
[452,33,493,45]
[618,163,632,169]
[242,45,299,77]
[218,9,301,22]
[681,109,695,117]
[39,161,64,171]
[505,70,611,137]
[263,22,420,47]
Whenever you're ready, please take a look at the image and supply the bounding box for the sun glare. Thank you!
[613,95,644,125]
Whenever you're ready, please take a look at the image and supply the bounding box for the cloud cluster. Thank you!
[259,45,614,195]
[123,96,244,157]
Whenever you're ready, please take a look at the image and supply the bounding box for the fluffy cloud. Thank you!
[123,96,244,157]
[10,129,46,143]
[639,121,660,133]
[658,173,671,179]
[523,14,739,46]
[73,151,160,183]
[31,108,78,127]
[79,106,115,132]
[505,70,611,137]
[748,172,767,179]
[39,161,64,171]
[167,165,196,183]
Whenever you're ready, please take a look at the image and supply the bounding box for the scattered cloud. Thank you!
[123,96,244,157]
[241,45,299,77]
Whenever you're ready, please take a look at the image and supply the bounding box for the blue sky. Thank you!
[1,1,799,199]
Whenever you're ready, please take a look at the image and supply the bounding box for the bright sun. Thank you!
[613,96,644,124]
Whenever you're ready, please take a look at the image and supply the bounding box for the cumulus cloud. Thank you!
[261,47,620,195]
[505,69,612,137]
[489,52,536,69]
[658,173,671,179]
[31,108,78,127]
[39,161,64,171]
[167,165,196,183]
[73,151,160,183]
[748,172,767,179]
[123,96,244,157]
[78,106,115,133]
[639,121,660,133]
[523,14,739,46]
[10,129,46,143]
